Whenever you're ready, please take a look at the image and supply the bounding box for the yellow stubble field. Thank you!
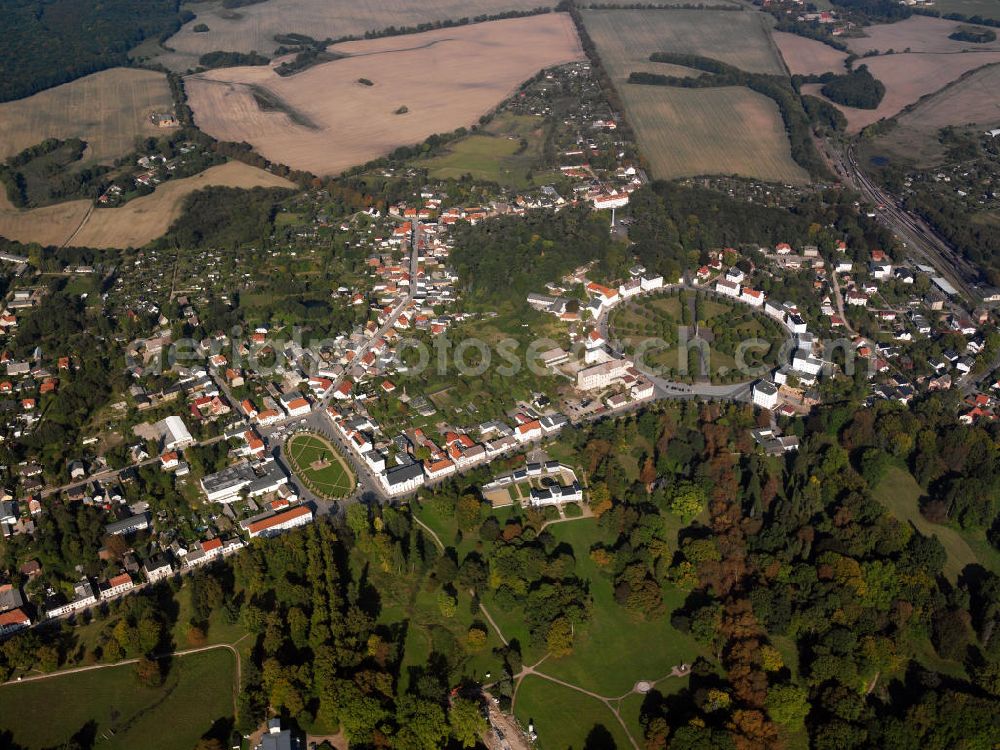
[185,14,584,175]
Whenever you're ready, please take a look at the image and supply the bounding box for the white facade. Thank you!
[752,380,779,410]
[576,359,629,391]
[715,279,740,298]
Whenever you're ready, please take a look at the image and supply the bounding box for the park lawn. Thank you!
[169,578,248,647]
[873,466,980,580]
[0,648,235,750]
[535,520,706,696]
[515,675,634,750]
[285,432,355,499]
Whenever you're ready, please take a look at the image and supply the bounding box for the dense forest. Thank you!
[155,185,294,251]
[0,0,189,102]
[449,204,627,306]
[820,65,886,110]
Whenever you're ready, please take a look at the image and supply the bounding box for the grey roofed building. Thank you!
[200,462,257,502]
[105,512,150,536]
[0,583,25,612]
[384,461,424,489]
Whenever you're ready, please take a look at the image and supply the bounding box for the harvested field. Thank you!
[773,30,849,75]
[185,15,583,175]
[0,68,173,165]
[868,63,1000,165]
[802,51,1000,132]
[0,191,91,247]
[934,0,1000,20]
[620,85,810,183]
[846,16,1000,55]
[580,8,787,77]
[0,161,293,248]
[152,0,554,71]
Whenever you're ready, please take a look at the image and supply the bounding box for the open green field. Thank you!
[284,431,355,499]
[872,465,988,580]
[580,8,809,183]
[416,113,548,188]
[0,648,235,750]
[515,676,633,750]
[534,521,703,695]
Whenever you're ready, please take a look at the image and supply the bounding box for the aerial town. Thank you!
[3,2,1000,749]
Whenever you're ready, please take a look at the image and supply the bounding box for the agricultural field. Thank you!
[933,0,1000,20]
[580,8,809,183]
[802,51,1000,132]
[580,8,787,78]
[773,30,848,75]
[185,15,583,175]
[0,648,236,750]
[0,68,173,166]
[621,85,809,184]
[846,15,1000,55]
[864,63,1000,165]
[150,0,557,71]
[284,431,355,499]
[414,112,547,188]
[0,161,293,249]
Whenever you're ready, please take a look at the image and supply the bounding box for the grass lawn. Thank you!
[873,466,981,580]
[284,431,355,499]
[531,520,705,696]
[515,675,633,750]
[0,648,235,750]
[417,113,546,189]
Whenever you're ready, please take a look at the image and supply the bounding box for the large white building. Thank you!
[381,462,425,495]
[752,379,779,410]
[576,359,629,391]
[715,278,740,298]
[160,415,194,450]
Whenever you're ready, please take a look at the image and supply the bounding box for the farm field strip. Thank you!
[868,63,1000,165]
[621,84,809,183]
[846,15,1000,55]
[0,161,294,249]
[185,15,583,175]
[154,0,557,71]
[580,8,808,183]
[580,8,787,78]
[803,50,1000,132]
[0,68,173,165]
[773,30,849,75]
